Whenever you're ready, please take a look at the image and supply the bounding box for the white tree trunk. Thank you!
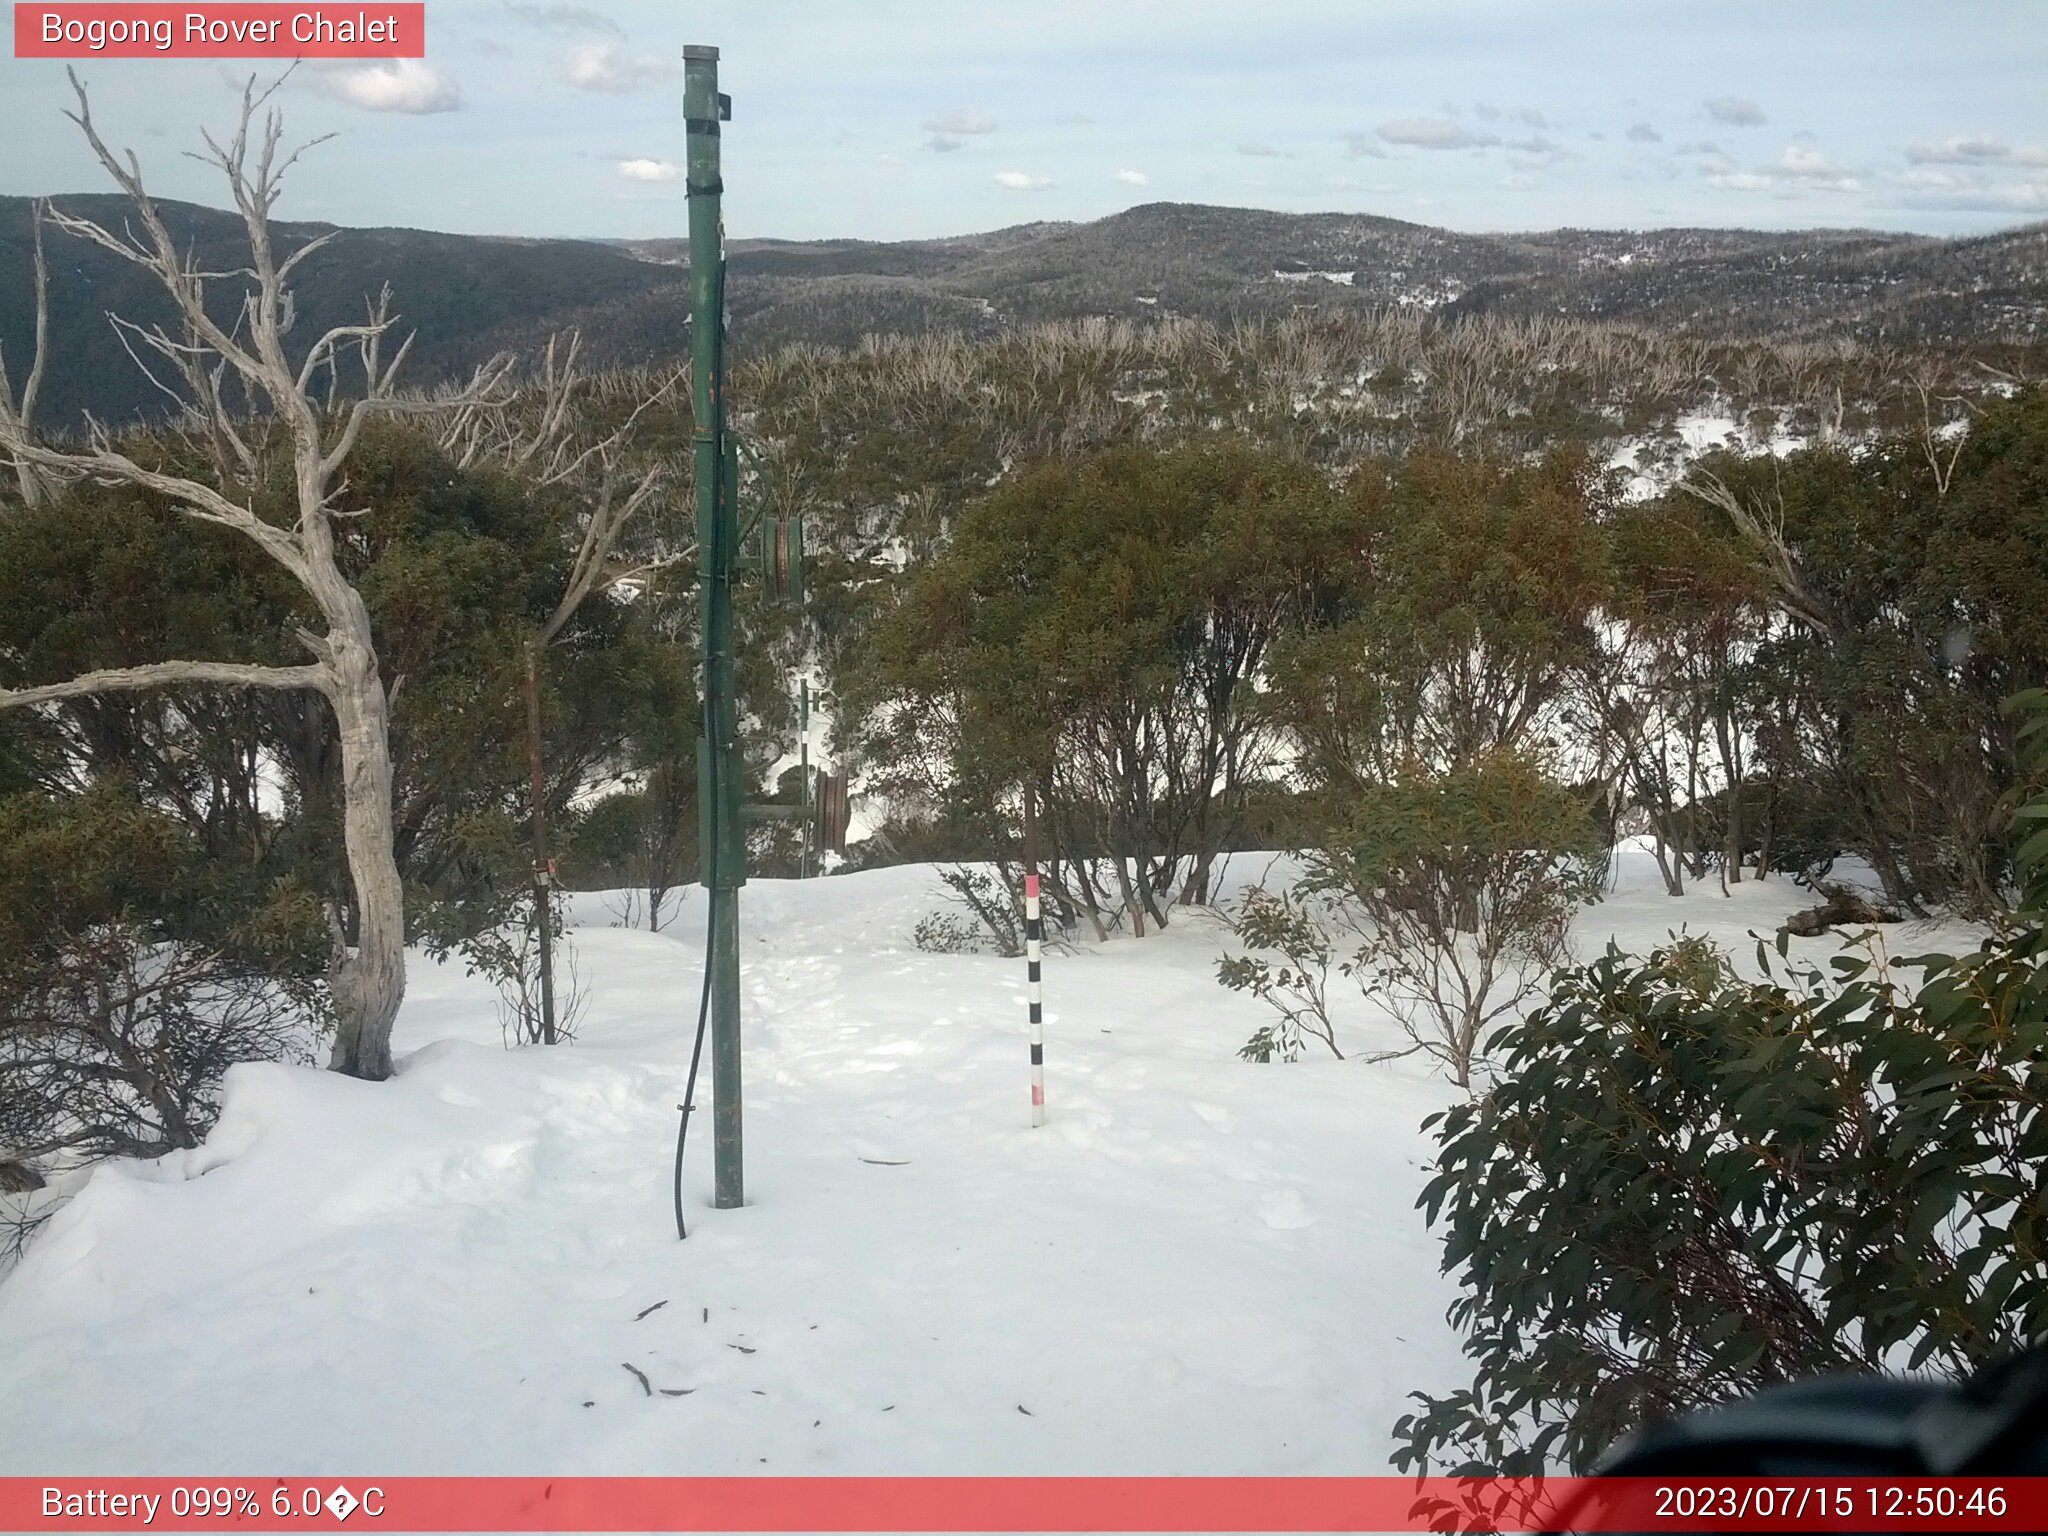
[324,619,406,1079]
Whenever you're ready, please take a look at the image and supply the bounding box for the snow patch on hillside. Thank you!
[1272,268,1357,285]
[1604,401,1813,501]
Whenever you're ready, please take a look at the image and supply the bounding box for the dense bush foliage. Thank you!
[864,440,1339,937]
[0,422,692,937]
[1269,448,1606,787]
[1631,388,2048,911]
[0,420,696,1183]
[1394,692,2048,1475]
[0,783,327,1170]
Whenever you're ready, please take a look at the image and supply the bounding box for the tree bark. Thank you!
[321,615,406,1079]
[523,642,557,1046]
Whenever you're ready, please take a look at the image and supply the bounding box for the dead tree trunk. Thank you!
[0,73,509,1081]
[324,621,407,1077]
[522,643,558,1048]
[0,199,54,507]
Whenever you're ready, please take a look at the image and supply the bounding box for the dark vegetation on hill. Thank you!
[5,195,2043,429]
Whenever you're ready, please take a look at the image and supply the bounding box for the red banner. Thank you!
[12,4,424,58]
[3,1476,2047,1532]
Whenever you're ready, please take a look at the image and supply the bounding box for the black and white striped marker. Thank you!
[1024,871,1045,1127]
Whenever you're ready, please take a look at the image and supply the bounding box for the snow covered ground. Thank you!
[0,848,1970,1477]
[1603,403,1811,502]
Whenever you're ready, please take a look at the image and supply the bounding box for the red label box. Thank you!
[13,4,425,58]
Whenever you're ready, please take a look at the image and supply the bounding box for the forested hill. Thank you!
[0,194,684,431]
[4,193,2044,429]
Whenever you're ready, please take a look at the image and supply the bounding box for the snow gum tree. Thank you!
[1578,493,1769,896]
[1268,447,1606,786]
[1671,389,2048,915]
[1224,450,1607,1084]
[0,77,510,1080]
[863,440,1339,938]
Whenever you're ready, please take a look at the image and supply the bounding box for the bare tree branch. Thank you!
[1678,469,1838,635]
[0,199,57,506]
[0,660,330,711]
[0,434,313,583]
[539,461,668,644]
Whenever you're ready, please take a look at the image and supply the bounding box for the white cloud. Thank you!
[1343,133,1388,159]
[994,170,1054,191]
[1775,145,1836,178]
[925,108,996,136]
[1704,146,1861,195]
[1896,165,1969,191]
[1771,146,1859,190]
[1702,95,1767,127]
[1906,134,2010,164]
[565,42,674,93]
[616,158,678,182]
[1890,176,2048,213]
[1116,169,1149,186]
[1507,134,1576,174]
[922,109,993,154]
[1959,180,2048,210]
[1377,116,1499,150]
[1884,155,2048,212]
[502,2,621,36]
[1238,140,1286,157]
[876,153,906,168]
[1627,122,1662,143]
[1905,134,2048,167]
[317,60,462,114]
[1470,102,1546,126]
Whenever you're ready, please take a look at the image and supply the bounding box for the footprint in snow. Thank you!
[1258,1188,1317,1231]
[1189,1101,1235,1133]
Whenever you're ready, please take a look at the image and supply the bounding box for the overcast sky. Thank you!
[3,0,2045,241]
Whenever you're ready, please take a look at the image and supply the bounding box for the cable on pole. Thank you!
[673,247,728,1241]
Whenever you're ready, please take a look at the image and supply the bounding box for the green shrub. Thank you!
[0,785,329,1173]
[1395,691,2048,1475]
[1217,886,1345,1063]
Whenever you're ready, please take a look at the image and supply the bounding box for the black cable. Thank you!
[673,895,715,1240]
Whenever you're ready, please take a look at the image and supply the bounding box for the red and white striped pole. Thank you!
[1022,783,1045,1127]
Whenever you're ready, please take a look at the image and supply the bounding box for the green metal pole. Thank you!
[686,44,743,1211]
